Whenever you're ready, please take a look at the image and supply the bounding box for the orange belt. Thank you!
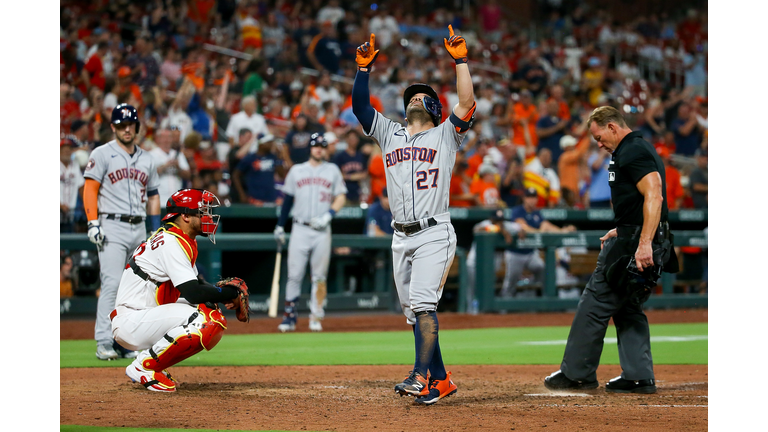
[109,309,117,321]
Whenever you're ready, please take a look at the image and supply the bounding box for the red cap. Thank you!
[118,66,131,78]
[656,146,670,159]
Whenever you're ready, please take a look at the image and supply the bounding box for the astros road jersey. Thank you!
[84,140,160,217]
[282,161,347,223]
[364,111,468,223]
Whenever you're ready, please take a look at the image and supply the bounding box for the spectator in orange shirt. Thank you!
[470,157,501,208]
[509,89,539,151]
[557,134,590,208]
[60,254,76,298]
[657,146,685,210]
[450,160,478,207]
[466,138,490,179]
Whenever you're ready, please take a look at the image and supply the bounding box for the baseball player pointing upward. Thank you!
[353,26,476,405]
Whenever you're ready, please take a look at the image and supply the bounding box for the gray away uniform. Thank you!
[282,161,347,319]
[364,111,468,325]
[83,140,159,346]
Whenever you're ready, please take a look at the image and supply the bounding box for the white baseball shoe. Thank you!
[277,314,296,332]
[125,360,176,392]
[309,316,323,332]
[96,343,119,360]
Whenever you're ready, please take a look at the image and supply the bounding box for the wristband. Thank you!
[454,57,468,65]
[328,209,336,217]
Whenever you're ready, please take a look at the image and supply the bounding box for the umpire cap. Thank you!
[403,83,442,126]
[111,103,140,133]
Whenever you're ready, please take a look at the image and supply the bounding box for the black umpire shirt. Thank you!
[608,131,669,227]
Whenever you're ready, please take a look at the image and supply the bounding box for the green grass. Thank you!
[60,323,707,368]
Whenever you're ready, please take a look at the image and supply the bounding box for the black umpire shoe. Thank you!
[544,370,599,390]
[605,376,657,394]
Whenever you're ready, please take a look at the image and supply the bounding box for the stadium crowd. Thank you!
[60,1,707,293]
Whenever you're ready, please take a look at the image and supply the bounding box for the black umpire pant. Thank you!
[559,236,654,383]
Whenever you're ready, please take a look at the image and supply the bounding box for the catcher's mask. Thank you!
[403,83,442,126]
[163,189,221,243]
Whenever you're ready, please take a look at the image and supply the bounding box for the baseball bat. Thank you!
[268,245,282,318]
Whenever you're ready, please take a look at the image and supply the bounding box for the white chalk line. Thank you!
[520,335,708,346]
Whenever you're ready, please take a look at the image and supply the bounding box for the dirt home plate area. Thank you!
[61,309,707,431]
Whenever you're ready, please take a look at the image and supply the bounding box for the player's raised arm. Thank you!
[444,25,475,121]
[352,33,379,134]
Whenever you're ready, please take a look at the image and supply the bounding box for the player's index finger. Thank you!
[370,33,376,47]
[448,24,454,36]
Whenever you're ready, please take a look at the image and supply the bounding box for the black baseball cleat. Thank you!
[605,376,657,394]
[544,370,599,391]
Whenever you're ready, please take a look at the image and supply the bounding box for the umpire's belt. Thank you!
[127,257,161,286]
[394,217,437,235]
[617,221,670,242]
[103,213,144,224]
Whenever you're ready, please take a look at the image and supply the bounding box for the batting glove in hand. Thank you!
[356,33,379,72]
[310,212,333,230]
[273,225,286,246]
[87,220,105,247]
[443,25,468,64]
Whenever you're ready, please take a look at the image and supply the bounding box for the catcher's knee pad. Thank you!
[141,304,227,372]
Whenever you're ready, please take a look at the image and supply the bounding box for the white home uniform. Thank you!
[60,156,85,226]
[111,224,200,350]
[282,161,347,320]
[364,110,469,324]
[84,140,160,348]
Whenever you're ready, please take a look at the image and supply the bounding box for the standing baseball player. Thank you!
[84,103,162,360]
[352,26,476,405]
[273,133,347,332]
[112,188,250,392]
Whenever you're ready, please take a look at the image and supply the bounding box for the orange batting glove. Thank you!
[444,25,468,64]
[356,33,380,72]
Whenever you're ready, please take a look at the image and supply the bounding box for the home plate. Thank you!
[526,393,592,397]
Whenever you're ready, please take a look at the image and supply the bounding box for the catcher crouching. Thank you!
[110,188,250,392]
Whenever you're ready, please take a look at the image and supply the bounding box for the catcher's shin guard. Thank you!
[141,304,227,372]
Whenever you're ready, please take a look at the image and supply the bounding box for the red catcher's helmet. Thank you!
[162,189,221,243]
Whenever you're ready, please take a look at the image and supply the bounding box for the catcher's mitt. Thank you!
[217,277,250,322]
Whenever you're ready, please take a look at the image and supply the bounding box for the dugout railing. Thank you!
[60,229,707,317]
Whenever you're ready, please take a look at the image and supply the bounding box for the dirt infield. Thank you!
[60,309,708,431]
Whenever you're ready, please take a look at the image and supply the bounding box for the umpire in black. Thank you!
[544,106,678,394]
